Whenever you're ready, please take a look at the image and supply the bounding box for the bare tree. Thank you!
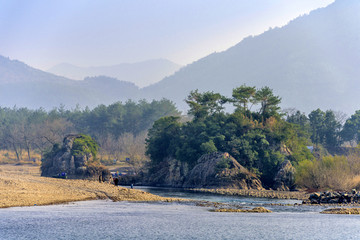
[117,132,149,174]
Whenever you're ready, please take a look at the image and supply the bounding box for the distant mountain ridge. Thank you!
[0,55,139,109]
[48,59,182,88]
[1,0,360,114]
[0,56,71,84]
[142,0,360,114]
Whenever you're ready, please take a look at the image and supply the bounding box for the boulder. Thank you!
[182,152,263,190]
[308,190,360,204]
[273,160,296,191]
[146,157,189,187]
[41,134,110,180]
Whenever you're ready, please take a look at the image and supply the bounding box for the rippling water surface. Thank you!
[1,188,360,239]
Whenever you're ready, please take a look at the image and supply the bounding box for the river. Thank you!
[1,187,360,239]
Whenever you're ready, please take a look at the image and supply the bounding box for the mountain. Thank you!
[1,0,359,114]
[0,56,71,84]
[47,59,182,88]
[143,0,360,114]
[0,56,140,109]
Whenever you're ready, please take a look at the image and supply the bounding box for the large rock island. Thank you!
[147,152,264,190]
[41,134,111,180]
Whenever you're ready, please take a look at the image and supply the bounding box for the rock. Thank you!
[182,152,263,190]
[321,208,360,215]
[273,160,295,191]
[213,207,272,213]
[41,134,110,180]
[308,190,360,204]
[146,157,189,187]
[309,192,321,204]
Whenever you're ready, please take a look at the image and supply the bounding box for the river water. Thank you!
[1,187,360,239]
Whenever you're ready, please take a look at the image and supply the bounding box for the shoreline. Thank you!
[0,164,185,209]
[3,164,360,215]
[188,188,309,200]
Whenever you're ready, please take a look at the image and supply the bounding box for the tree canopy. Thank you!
[146,86,308,187]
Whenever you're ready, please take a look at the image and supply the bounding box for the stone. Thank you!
[273,160,296,191]
[146,157,189,187]
[41,134,110,180]
[182,152,263,190]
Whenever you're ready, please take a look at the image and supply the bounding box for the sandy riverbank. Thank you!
[0,164,183,208]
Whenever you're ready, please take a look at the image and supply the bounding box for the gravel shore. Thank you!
[0,164,183,208]
[189,188,309,200]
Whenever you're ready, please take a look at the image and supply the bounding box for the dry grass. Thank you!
[0,150,41,164]
[0,164,185,208]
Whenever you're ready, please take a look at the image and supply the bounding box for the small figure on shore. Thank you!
[114,178,119,186]
[131,183,133,189]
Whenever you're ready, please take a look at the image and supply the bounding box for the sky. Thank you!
[0,0,334,71]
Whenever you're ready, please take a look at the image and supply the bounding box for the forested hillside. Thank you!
[146,86,360,190]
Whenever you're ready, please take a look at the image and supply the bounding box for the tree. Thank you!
[341,110,360,144]
[323,110,341,148]
[232,85,256,112]
[253,86,281,120]
[145,116,181,165]
[117,132,149,174]
[308,109,325,146]
[186,90,227,120]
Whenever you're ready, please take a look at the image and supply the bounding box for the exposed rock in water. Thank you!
[213,207,272,213]
[183,152,263,190]
[307,189,360,204]
[321,208,360,215]
[273,160,296,191]
[41,134,110,180]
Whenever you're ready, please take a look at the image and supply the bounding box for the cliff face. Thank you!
[273,160,296,191]
[41,134,110,180]
[147,157,189,187]
[147,152,263,190]
[183,152,263,190]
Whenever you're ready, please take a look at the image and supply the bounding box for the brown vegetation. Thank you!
[295,149,360,191]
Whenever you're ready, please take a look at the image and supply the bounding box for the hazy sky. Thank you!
[0,0,334,70]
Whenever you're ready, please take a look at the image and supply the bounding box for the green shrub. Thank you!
[71,134,99,160]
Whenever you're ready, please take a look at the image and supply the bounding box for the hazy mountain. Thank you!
[143,0,360,114]
[0,56,71,84]
[0,56,140,109]
[48,59,182,88]
[1,0,359,114]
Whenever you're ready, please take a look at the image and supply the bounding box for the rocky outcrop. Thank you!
[273,160,296,191]
[321,208,360,215]
[41,134,110,180]
[308,190,360,204]
[146,157,189,187]
[146,152,263,190]
[183,152,263,190]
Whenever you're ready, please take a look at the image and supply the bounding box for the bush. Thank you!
[295,155,355,191]
[71,134,99,160]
